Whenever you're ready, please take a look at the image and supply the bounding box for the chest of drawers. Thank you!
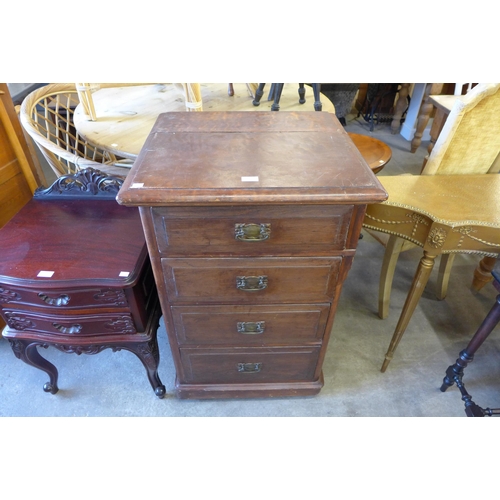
[0,169,165,397]
[117,111,387,399]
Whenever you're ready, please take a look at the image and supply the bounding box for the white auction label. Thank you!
[241,176,259,182]
[37,271,54,278]
[119,271,130,277]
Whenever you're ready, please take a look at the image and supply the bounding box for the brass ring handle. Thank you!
[237,321,265,334]
[52,323,82,334]
[235,223,271,242]
[38,292,70,306]
[236,276,268,292]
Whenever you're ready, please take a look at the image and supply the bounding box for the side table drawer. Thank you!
[171,304,330,345]
[2,309,137,336]
[0,285,129,311]
[162,257,341,304]
[179,346,321,384]
[151,205,354,256]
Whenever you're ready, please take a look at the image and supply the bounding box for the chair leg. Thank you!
[436,253,456,300]
[471,256,496,293]
[381,251,437,372]
[378,235,406,319]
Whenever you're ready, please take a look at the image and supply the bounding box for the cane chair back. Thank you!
[19,83,133,178]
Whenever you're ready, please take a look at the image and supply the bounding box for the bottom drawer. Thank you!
[179,346,321,384]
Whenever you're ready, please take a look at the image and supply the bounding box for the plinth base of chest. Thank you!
[175,373,324,399]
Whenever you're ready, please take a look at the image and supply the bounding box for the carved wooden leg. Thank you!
[311,83,322,111]
[123,337,166,398]
[298,83,306,104]
[252,83,266,106]
[411,83,444,153]
[228,83,234,96]
[379,235,406,319]
[471,256,497,292]
[8,339,59,394]
[381,251,438,372]
[390,83,410,134]
[436,253,456,300]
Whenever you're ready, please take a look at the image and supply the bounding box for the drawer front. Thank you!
[162,257,341,304]
[151,205,353,256]
[1,309,137,337]
[0,285,129,311]
[179,346,321,384]
[171,304,329,345]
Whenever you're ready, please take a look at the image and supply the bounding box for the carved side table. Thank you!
[0,168,165,398]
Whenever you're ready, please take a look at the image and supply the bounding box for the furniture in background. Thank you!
[364,83,500,321]
[117,111,387,399]
[19,83,134,179]
[363,174,500,372]
[347,133,391,174]
[0,83,45,331]
[72,83,335,160]
[252,83,323,111]
[441,261,500,417]
[0,168,165,398]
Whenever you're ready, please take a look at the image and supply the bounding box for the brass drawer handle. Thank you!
[237,362,262,373]
[235,223,270,242]
[237,321,265,334]
[38,292,70,306]
[236,275,268,292]
[52,322,82,334]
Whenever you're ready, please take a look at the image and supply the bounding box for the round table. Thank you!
[347,133,392,174]
[73,83,336,160]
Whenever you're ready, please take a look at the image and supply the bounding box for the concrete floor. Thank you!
[2,111,499,417]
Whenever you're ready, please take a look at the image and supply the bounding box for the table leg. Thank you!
[381,251,437,372]
[471,256,496,292]
[271,83,284,111]
[440,293,500,416]
[8,339,59,394]
[252,83,266,106]
[390,83,410,134]
[311,84,322,111]
[298,83,306,104]
[410,83,444,153]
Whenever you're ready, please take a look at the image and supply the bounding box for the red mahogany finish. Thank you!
[0,169,165,397]
[117,111,387,399]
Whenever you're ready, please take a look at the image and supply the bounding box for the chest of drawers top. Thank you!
[116,111,387,207]
[0,198,147,289]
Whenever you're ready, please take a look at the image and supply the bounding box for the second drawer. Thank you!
[162,256,341,304]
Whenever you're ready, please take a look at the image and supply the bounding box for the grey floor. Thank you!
[2,112,499,418]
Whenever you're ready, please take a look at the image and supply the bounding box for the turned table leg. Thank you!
[252,83,266,106]
[391,83,410,134]
[381,251,437,372]
[8,339,59,394]
[441,293,500,416]
[311,83,322,111]
[471,256,497,292]
[411,83,444,153]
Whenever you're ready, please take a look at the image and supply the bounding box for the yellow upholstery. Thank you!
[364,83,500,320]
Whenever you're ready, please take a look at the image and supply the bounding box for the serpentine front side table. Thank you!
[0,168,165,398]
[363,174,500,372]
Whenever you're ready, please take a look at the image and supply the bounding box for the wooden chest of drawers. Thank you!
[0,170,165,397]
[117,111,387,399]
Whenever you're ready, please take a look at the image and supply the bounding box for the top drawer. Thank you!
[150,205,354,257]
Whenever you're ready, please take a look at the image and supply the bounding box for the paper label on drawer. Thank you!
[241,176,259,182]
[37,271,54,278]
[131,183,144,188]
[119,272,130,277]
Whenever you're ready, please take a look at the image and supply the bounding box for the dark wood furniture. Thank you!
[252,83,323,111]
[441,263,500,417]
[347,133,392,174]
[0,168,165,398]
[117,111,387,399]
